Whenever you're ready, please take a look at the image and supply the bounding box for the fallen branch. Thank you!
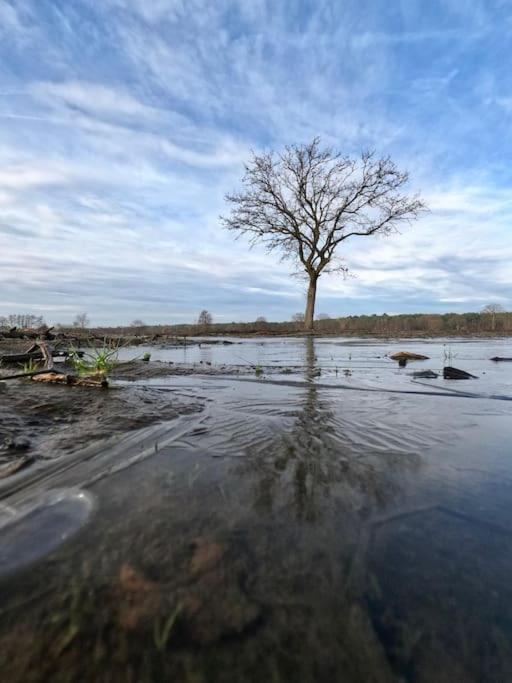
[0,368,66,381]
[31,372,108,388]
[0,455,35,479]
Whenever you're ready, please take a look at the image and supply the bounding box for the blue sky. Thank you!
[0,0,511,325]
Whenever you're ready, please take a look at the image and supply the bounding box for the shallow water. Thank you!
[1,337,512,681]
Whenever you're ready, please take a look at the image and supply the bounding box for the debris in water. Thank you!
[411,370,439,378]
[443,366,478,380]
[390,351,430,361]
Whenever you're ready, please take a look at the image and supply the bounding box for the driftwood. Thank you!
[0,342,81,365]
[0,350,46,364]
[31,372,108,388]
[490,357,512,362]
[1,340,105,387]
[443,366,478,380]
[0,455,35,479]
[0,368,64,381]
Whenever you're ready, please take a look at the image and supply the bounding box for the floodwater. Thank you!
[1,337,512,682]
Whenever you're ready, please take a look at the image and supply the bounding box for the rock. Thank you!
[2,437,31,452]
[390,351,429,361]
[410,370,438,378]
[443,366,478,380]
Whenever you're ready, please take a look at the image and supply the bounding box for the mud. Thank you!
[0,361,202,471]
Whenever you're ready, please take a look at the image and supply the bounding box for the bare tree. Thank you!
[73,312,90,329]
[482,303,505,331]
[292,312,305,323]
[316,313,330,320]
[197,310,213,326]
[131,319,145,327]
[222,138,425,330]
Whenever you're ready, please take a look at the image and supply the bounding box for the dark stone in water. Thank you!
[3,437,31,452]
[411,370,439,378]
[443,366,477,380]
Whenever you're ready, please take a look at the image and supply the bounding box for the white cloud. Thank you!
[0,0,511,322]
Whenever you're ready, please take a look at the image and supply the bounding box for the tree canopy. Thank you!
[222,138,425,330]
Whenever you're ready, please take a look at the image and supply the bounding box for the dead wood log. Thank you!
[31,372,108,388]
[0,350,45,364]
[0,368,66,381]
[490,357,512,362]
[0,455,35,479]
[37,341,54,370]
[0,348,73,365]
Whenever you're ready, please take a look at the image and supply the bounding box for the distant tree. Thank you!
[1,313,45,329]
[222,138,425,331]
[292,312,305,323]
[316,313,330,320]
[131,319,145,327]
[73,312,90,329]
[482,303,505,331]
[197,310,213,326]
[255,315,267,331]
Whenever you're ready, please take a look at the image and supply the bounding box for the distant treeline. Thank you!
[74,311,512,338]
[0,314,45,329]
[2,311,511,338]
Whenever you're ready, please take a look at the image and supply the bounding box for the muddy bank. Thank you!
[0,357,300,478]
[0,363,203,475]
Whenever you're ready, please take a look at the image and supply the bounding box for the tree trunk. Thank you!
[304,276,317,331]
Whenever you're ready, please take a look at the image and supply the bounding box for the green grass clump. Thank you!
[19,358,41,374]
[69,340,120,377]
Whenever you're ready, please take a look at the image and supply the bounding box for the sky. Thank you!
[0,0,511,325]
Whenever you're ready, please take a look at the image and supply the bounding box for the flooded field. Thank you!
[1,336,512,681]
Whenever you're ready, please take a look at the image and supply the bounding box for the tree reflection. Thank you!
[238,337,417,522]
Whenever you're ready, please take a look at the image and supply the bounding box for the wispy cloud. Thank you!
[0,0,511,323]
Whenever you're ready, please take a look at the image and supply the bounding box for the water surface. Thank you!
[1,337,511,682]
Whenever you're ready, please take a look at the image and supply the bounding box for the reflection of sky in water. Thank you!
[117,336,512,394]
[1,337,512,681]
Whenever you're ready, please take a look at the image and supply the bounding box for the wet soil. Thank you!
[0,361,203,472]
